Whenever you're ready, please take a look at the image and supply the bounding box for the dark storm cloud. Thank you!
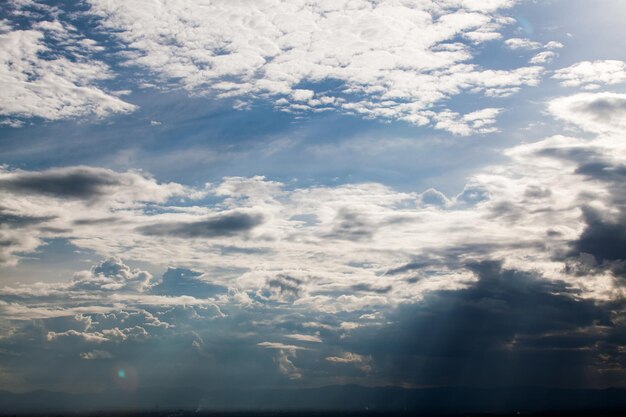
[574,207,626,263]
[138,212,264,238]
[567,151,626,273]
[0,167,123,199]
[344,261,624,387]
[384,261,606,355]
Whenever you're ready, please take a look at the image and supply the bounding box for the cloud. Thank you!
[0,258,224,322]
[530,51,557,65]
[0,167,123,199]
[2,90,626,319]
[151,268,228,297]
[285,334,322,343]
[1,222,625,391]
[276,349,302,380]
[574,207,626,263]
[0,210,55,228]
[325,208,375,241]
[0,2,135,121]
[258,274,306,303]
[505,37,542,50]
[553,60,626,90]
[419,188,451,208]
[0,166,189,265]
[0,166,185,202]
[69,257,153,293]
[0,121,616,309]
[544,41,564,50]
[504,38,561,65]
[345,261,623,387]
[138,212,264,239]
[548,92,626,133]
[83,0,542,134]
[79,349,113,360]
[326,352,373,373]
[46,329,109,344]
[257,342,309,351]
[432,107,502,136]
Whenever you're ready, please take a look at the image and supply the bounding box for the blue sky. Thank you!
[1,0,626,400]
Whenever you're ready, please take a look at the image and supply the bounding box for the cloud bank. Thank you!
[0,0,555,133]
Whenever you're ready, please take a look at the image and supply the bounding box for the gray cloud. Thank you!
[258,274,305,303]
[0,167,122,199]
[325,208,374,241]
[138,212,264,238]
[350,283,392,294]
[0,211,55,228]
[0,166,183,206]
[524,185,552,200]
[72,217,121,226]
[583,96,626,122]
[575,162,626,182]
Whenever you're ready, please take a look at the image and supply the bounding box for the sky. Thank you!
[1,0,626,399]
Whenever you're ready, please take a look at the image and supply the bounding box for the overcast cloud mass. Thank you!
[1,0,626,408]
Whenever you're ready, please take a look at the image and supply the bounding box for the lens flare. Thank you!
[112,364,138,391]
[515,15,534,35]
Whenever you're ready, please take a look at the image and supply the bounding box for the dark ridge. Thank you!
[1,385,626,414]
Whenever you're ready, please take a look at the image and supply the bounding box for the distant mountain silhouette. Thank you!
[1,385,626,413]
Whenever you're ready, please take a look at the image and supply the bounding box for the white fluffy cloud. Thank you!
[505,37,542,50]
[0,4,135,121]
[553,60,626,90]
[505,38,561,65]
[433,107,502,135]
[84,0,542,134]
[530,51,557,65]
